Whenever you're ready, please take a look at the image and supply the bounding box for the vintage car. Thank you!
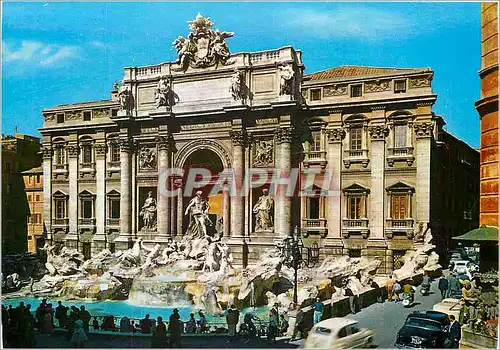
[395,311,450,348]
[433,298,462,320]
[304,318,374,349]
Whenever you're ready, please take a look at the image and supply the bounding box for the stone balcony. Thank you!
[53,163,69,179]
[387,146,415,166]
[342,218,370,238]
[301,218,327,238]
[343,149,369,168]
[52,218,69,226]
[79,163,96,178]
[79,218,96,226]
[385,218,414,239]
[107,161,121,177]
[303,150,327,169]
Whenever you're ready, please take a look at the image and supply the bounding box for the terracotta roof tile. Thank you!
[305,65,431,81]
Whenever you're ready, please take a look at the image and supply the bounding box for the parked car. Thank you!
[433,299,462,320]
[452,260,477,279]
[395,311,450,348]
[304,318,374,349]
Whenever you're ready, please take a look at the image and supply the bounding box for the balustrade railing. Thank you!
[52,218,69,225]
[342,218,369,227]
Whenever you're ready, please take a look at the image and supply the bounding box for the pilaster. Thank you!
[42,146,53,242]
[66,143,80,248]
[325,127,345,247]
[93,142,107,252]
[368,124,388,241]
[414,121,434,227]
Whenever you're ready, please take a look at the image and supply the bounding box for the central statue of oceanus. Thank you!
[184,190,213,238]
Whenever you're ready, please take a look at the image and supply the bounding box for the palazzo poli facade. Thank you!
[40,14,478,273]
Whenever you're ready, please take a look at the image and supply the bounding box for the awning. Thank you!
[452,226,499,242]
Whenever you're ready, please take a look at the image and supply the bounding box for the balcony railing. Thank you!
[343,149,369,168]
[302,218,327,228]
[343,218,369,227]
[388,218,414,228]
[303,150,327,168]
[387,147,414,166]
[385,218,414,239]
[52,218,69,226]
[106,218,120,226]
[79,218,96,226]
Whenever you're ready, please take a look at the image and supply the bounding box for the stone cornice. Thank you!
[156,135,174,151]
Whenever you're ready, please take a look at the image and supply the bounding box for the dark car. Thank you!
[395,311,450,348]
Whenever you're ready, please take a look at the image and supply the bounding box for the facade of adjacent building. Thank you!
[476,2,498,228]
[2,134,42,253]
[39,15,479,272]
[22,166,45,252]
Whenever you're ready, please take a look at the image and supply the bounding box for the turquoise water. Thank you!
[1,297,269,324]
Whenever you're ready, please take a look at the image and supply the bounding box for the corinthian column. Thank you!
[325,127,345,247]
[93,143,107,252]
[115,138,133,250]
[368,124,389,240]
[275,127,293,236]
[230,130,245,238]
[156,136,172,241]
[42,146,53,242]
[66,143,80,249]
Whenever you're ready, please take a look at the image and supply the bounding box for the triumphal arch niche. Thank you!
[42,13,305,263]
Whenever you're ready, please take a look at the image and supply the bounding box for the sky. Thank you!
[2,2,481,148]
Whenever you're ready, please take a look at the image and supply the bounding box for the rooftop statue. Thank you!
[172,13,234,72]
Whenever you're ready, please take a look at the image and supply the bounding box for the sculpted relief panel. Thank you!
[138,145,157,171]
[253,139,274,167]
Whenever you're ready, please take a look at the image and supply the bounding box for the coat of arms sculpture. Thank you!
[172,13,234,72]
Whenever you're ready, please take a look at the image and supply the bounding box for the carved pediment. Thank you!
[342,183,370,194]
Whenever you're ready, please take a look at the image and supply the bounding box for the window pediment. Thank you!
[342,182,370,195]
[107,189,120,197]
[344,114,367,126]
[79,190,96,198]
[53,190,68,198]
[386,181,415,193]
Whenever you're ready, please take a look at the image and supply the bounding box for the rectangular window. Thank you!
[109,198,120,219]
[82,145,92,164]
[81,198,93,219]
[391,195,407,219]
[110,145,120,162]
[394,124,407,148]
[28,194,32,202]
[55,148,65,165]
[350,84,362,98]
[56,114,64,123]
[83,111,92,121]
[348,196,362,219]
[111,109,118,117]
[310,88,321,101]
[35,194,40,202]
[350,128,362,151]
[36,175,41,183]
[308,197,320,219]
[27,215,32,224]
[394,80,407,93]
[310,130,321,152]
[55,199,66,219]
